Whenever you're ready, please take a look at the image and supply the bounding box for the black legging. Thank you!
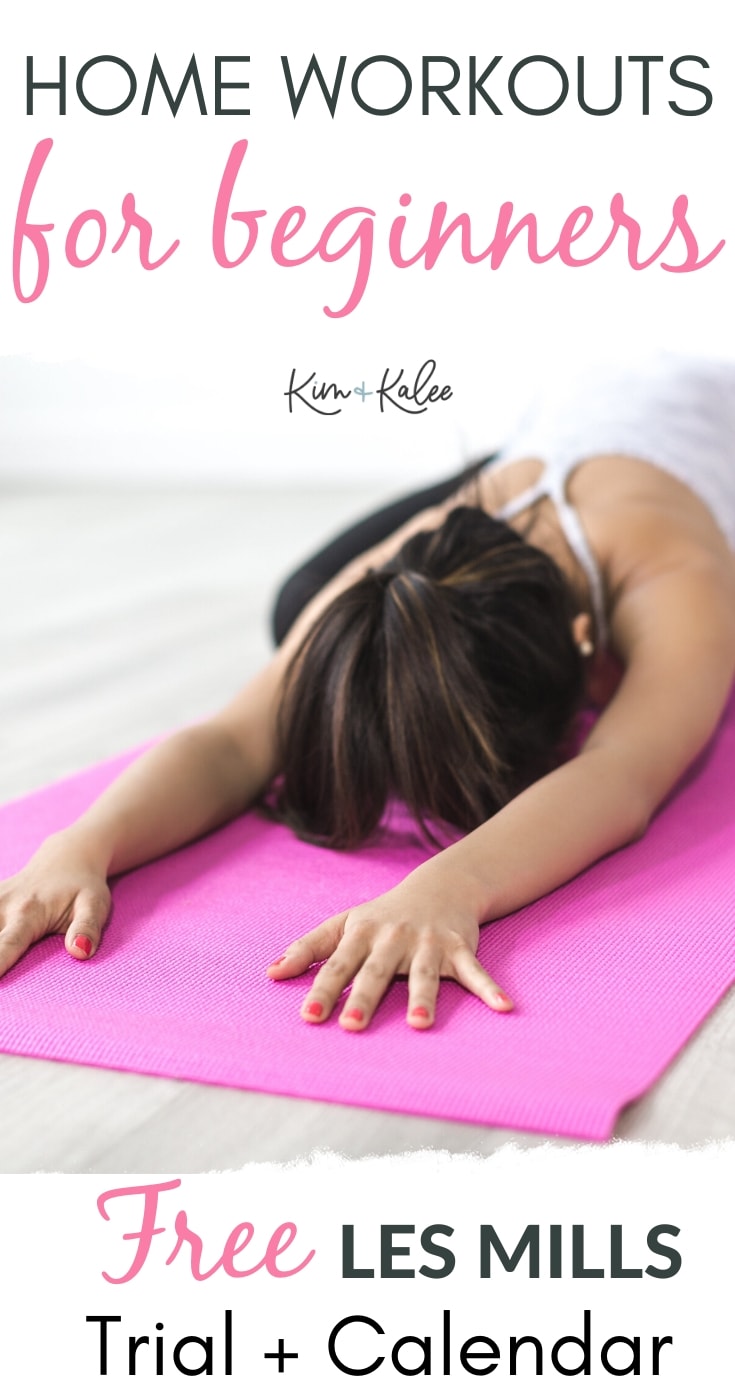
[271,461,492,645]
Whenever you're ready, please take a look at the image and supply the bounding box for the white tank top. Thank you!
[485,351,735,649]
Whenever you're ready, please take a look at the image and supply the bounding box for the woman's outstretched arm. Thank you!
[0,505,448,981]
[442,558,735,916]
[0,654,286,977]
[71,656,286,875]
[271,557,735,1029]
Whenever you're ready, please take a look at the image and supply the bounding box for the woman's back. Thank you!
[469,354,735,656]
[490,351,735,544]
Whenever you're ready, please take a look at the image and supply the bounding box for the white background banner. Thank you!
[1,1,732,482]
[4,1148,733,1393]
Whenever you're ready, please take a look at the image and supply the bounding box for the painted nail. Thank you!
[74,935,93,956]
[411,1006,431,1019]
[305,1002,323,1017]
[343,1007,364,1022]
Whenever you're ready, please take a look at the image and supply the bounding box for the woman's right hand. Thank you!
[0,833,111,979]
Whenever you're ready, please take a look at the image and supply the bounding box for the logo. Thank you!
[284,359,453,415]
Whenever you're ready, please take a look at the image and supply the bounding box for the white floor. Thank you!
[1,489,733,1170]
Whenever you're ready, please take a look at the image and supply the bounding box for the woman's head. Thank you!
[275,506,586,848]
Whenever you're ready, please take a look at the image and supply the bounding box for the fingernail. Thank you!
[343,1007,364,1022]
[269,956,287,966]
[74,935,93,956]
[494,992,513,1007]
[305,1001,323,1017]
[411,1006,430,1019]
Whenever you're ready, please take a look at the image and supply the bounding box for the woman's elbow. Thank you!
[625,804,652,845]
[620,780,664,845]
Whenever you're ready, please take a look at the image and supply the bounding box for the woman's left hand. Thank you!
[266,867,513,1030]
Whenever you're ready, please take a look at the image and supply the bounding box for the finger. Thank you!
[64,890,109,961]
[406,948,442,1029]
[301,934,372,1023]
[338,942,405,1031]
[450,947,514,1012]
[267,914,346,979]
[0,918,37,979]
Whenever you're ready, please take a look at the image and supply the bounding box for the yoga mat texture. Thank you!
[1,702,734,1142]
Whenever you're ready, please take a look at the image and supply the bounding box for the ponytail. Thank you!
[275,508,584,849]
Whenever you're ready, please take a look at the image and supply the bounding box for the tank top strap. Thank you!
[492,465,553,523]
[491,457,609,651]
[549,487,609,651]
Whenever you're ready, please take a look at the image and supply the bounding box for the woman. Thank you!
[2,352,735,1031]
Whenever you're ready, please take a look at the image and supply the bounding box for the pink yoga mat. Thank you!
[1,703,734,1141]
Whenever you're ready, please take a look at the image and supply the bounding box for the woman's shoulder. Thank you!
[574,454,735,603]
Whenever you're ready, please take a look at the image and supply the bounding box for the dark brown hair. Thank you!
[274,506,585,848]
